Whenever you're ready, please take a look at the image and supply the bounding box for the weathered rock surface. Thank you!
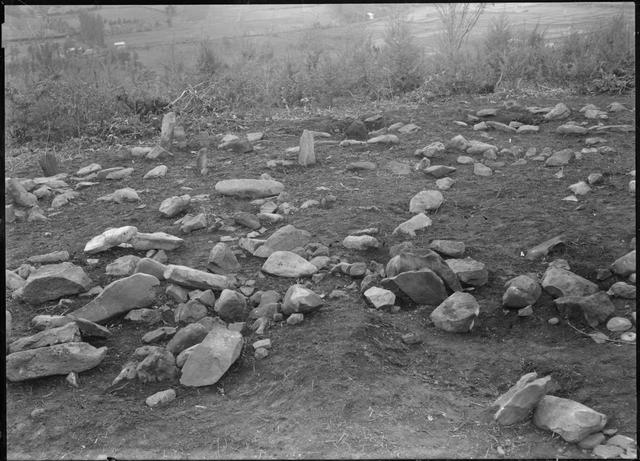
[27,251,70,264]
[134,258,167,280]
[6,270,26,291]
[392,213,432,237]
[261,251,318,278]
[214,289,248,322]
[409,190,443,214]
[445,258,489,287]
[180,326,243,387]
[363,287,396,309]
[533,395,607,443]
[106,255,141,276]
[69,273,159,323]
[129,232,184,251]
[542,267,599,298]
[164,264,235,290]
[502,275,542,308]
[282,284,324,315]
[9,322,81,353]
[6,342,107,382]
[215,179,285,199]
[207,243,241,274]
[430,291,480,332]
[166,323,209,356]
[429,240,465,258]
[174,300,208,324]
[159,194,191,218]
[386,250,462,292]
[525,235,565,261]
[253,225,312,258]
[491,372,553,425]
[545,149,573,167]
[22,262,93,305]
[382,269,447,305]
[84,226,138,253]
[298,129,316,166]
[554,291,616,327]
[610,250,635,276]
[143,165,168,180]
[423,165,457,178]
[607,281,636,299]
[543,103,570,120]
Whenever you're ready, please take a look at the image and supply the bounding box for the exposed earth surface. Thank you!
[5,91,636,459]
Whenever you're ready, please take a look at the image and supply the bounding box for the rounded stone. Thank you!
[606,317,632,332]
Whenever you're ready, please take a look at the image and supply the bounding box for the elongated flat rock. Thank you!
[22,262,93,305]
[84,226,138,253]
[164,264,235,290]
[27,251,70,264]
[6,342,107,382]
[69,273,159,323]
[129,232,184,251]
[430,291,480,332]
[215,179,284,199]
[9,322,81,353]
[180,326,243,387]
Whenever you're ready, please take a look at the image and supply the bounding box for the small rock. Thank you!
[620,332,636,342]
[429,240,465,258]
[548,317,560,325]
[607,282,636,299]
[592,444,624,459]
[606,317,632,332]
[146,389,176,407]
[401,333,422,345]
[568,181,591,195]
[611,251,635,276]
[457,156,475,165]
[409,190,443,214]
[392,213,432,238]
[491,372,553,425]
[578,432,606,449]
[286,313,304,325]
[446,257,488,287]
[363,287,396,309]
[423,165,456,178]
[282,284,323,315]
[159,195,191,218]
[473,163,492,177]
[430,291,480,333]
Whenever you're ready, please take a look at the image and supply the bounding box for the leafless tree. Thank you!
[434,3,486,58]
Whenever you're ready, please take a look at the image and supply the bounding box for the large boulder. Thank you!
[541,267,599,298]
[214,179,285,199]
[69,273,159,324]
[282,284,324,315]
[382,269,447,305]
[430,292,480,333]
[261,251,318,278]
[533,395,607,443]
[491,372,553,425]
[6,342,107,382]
[22,262,93,305]
[180,326,243,387]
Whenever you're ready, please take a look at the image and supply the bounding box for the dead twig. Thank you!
[566,320,633,345]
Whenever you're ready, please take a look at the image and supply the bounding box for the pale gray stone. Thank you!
[392,213,432,237]
[446,258,488,287]
[542,267,599,298]
[533,395,607,443]
[430,291,480,332]
[282,284,324,315]
[491,372,553,425]
[164,264,235,290]
[9,322,81,353]
[363,287,396,309]
[215,179,285,199]
[84,226,138,253]
[22,262,93,305]
[409,190,443,214]
[159,194,190,218]
[214,289,248,322]
[261,251,318,278]
[106,255,141,276]
[503,275,542,308]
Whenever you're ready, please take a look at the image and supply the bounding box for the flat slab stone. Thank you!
[215,179,285,199]
[554,291,615,327]
[129,232,184,251]
[69,273,159,324]
[164,264,235,291]
[392,213,432,237]
[9,322,81,353]
[6,342,107,382]
[22,262,93,305]
[84,226,138,253]
[27,251,70,264]
[180,326,243,387]
[253,225,312,258]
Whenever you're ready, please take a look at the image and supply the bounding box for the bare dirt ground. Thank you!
[5,91,636,459]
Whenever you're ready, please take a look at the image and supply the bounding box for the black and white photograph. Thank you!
[4,3,636,459]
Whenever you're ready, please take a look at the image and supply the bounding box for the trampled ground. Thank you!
[5,91,636,459]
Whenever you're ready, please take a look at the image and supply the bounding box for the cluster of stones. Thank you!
[490,371,637,458]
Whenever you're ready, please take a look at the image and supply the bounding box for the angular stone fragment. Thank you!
[69,273,159,324]
[363,287,396,309]
[429,240,465,258]
[409,190,443,214]
[214,289,248,322]
[7,178,38,207]
[430,291,480,332]
[525,235,565,260]
[106,255,141,276]
[134,258,167,280]
[6,342,107,382]
[159,194,190,218]
[392,213,432,238]
[382,269,447,305]
[545,149,573,167]
[610,250,635,276]
[386,250,461,292]
[423,165,456,178]
[22,262,93,305]
[607,282,636,299]
[6,270,26,291]
[180,326,243,387]
[142,327,177,344]
[491,372,553,425]
[164,264,235,290]
[136,349,178,383]
[207,243,241,274]
[143,165,168,179]
[175,300,208,324]
[533,395,607,443]
[282,284,323,315]
[446,258,488,287]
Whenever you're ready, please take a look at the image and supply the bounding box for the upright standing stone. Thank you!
[491,373,553,425]
[298,130,316,166]
[38,151,60,177]
[160,112,176,149]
